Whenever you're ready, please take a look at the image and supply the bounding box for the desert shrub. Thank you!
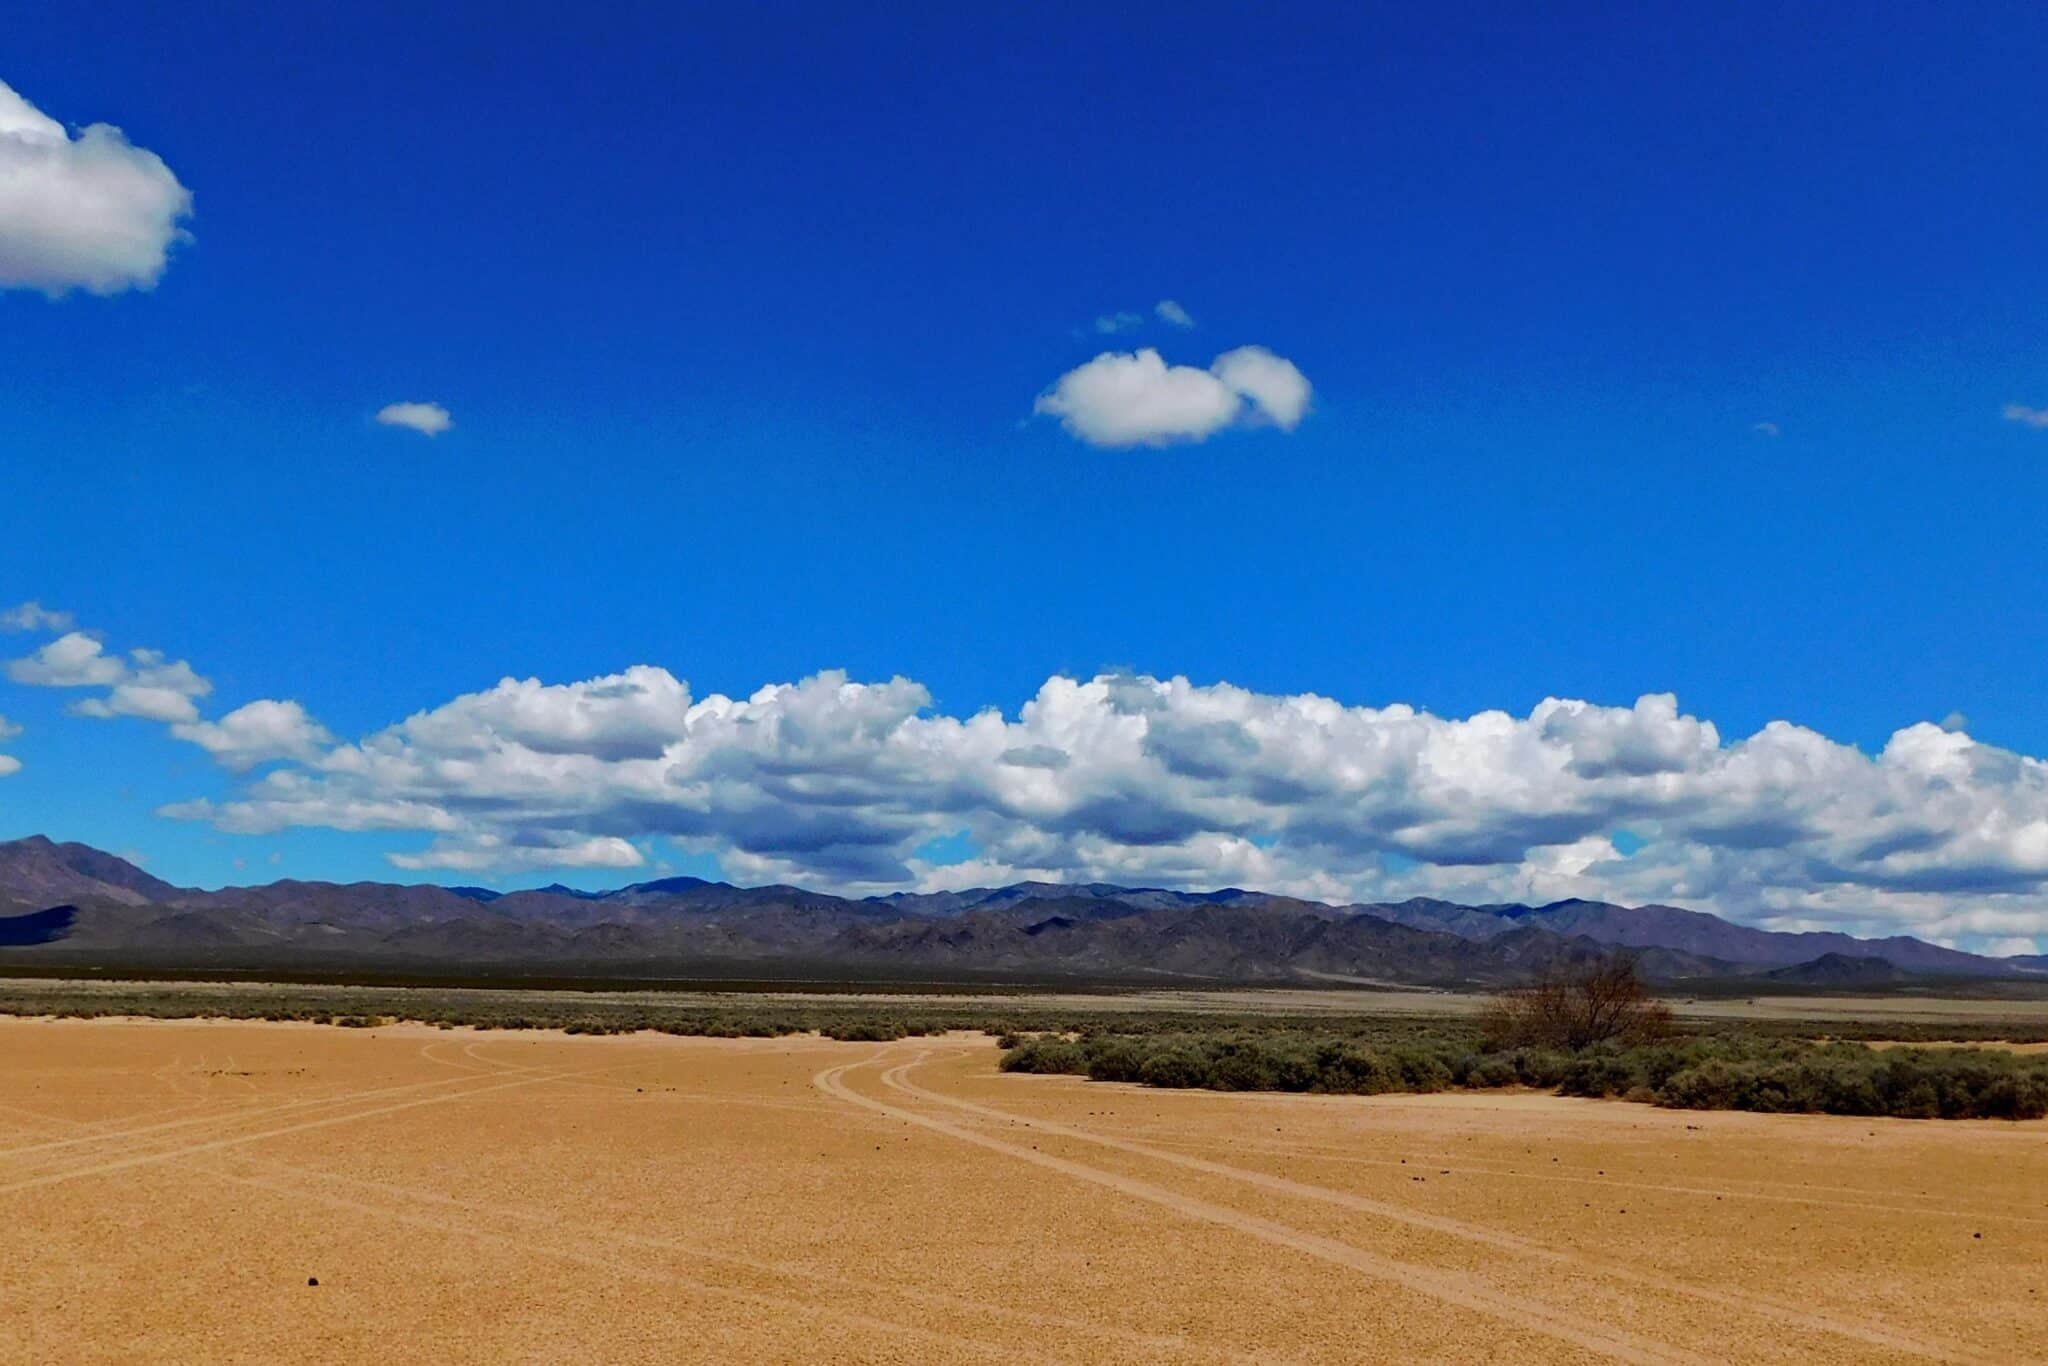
[998,1037,1088,1074]
[1309,1042,1397,1094]
[1388,1047,1454,1092]
[1480,954,1674,1052]
[1507,1048,1573,1087]
[1207,1042,1278,1091]
[1268,1044,1323,1092]
[1466,1055,1520,1088]
[1082,1038,1153,1084]
[1557,1050,1648,1098]
[820,1018,908,1042]
[1137,1046,1212,1089]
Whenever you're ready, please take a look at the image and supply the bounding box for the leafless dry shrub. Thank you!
[1480,954,1674,1051]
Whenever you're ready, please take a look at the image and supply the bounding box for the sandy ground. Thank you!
[1,1020,2042,1364]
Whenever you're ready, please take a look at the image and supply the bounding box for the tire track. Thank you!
[206,1039,1235,1363]
[228,1153,1265,1364]
[1127,1132,2048,1228]
[890,1050,1969,1363]
[0,1059,604,1197]
[0,1040,537,1171]
[0,1062,1033,1364]
[0,1089,219,1145]
[816,1050,1700,1365]
[398,1043,1236,1357]
[208,1165,1032,1363]
[149,1051,199,1102]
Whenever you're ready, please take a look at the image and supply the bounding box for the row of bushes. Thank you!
[1560,1041,2048,1119]
[0,979,1486,1046]
[998,1029,2048,1119]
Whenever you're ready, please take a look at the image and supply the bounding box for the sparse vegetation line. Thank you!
[1002,959,2048,1120]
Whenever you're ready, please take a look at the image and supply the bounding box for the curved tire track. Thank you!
[886,1049,1969,1363]
[817,1050,1699,1365]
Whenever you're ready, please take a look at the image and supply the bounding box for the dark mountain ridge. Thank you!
[1374,895,2005,977]
[0,835,2038,987]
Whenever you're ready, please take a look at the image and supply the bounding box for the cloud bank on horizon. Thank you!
[0,79,192,296]
[6,603,2048,954]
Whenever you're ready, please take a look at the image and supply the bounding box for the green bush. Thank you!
[1466,1056,1519,1088]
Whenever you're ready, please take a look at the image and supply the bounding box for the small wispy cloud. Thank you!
[1751,421,1781,438]
[5,615,331,774]
[376,401,453,437]
[7,629,212,725]
[1094,301,1195,335]
[0,600,72,633]
[2004,403,2048,430]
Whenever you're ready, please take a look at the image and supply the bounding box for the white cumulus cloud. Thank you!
[66,647,212,723]
[2005,403,2048,430]
[6,632,128,687]
[376,401,453,437]
[1210,346,1312,430]
[9,636,210,722]
[1035,346,1312,448]
[388,833,645,874]
[171,698,333,771]
[0,78,193,297]
[1155,299,1194,328]
[2,616,326,766]
[72,684,201,724]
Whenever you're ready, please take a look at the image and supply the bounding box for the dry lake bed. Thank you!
[2,1017,2044,1363]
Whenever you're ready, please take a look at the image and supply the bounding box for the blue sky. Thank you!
[3,4,2047,948]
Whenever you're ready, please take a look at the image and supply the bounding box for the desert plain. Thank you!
[1,1016,2043,1364]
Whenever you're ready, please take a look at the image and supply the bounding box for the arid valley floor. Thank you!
[2,1015,2044,1363]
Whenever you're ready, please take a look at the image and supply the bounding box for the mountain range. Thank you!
[1,834,2042,987]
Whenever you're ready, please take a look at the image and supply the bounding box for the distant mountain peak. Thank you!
[0,834,182,908]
